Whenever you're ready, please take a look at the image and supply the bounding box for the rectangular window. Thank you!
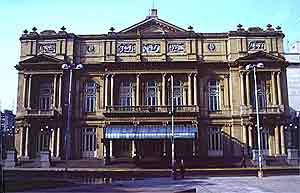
[207,127,223,157]
[169,80,183,106]
[145,80,157,106]
[119,81,133,108]
[208,80,220,112]
[39,82,52,110]
[84,81,97,112]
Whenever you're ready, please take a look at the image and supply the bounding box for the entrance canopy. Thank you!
[105,125,197,139]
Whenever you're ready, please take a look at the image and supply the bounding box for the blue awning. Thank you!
[105,125,197,139]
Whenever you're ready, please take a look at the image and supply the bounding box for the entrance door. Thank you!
[81,128,97,159]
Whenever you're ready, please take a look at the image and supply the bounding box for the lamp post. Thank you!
[168,75,175,179]
[245,62,264,178]
[61,63,83,160]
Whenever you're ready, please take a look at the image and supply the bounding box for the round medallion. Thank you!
[208,43,216,52]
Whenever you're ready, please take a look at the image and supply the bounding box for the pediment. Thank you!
[236,51,285,64]
[119,17,187,34]
[19,54,65,64]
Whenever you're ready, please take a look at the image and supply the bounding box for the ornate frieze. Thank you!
[248,40,265,51]
[167,42,185,53]
[117,43,136,54]
[38,43,56,55]
[143,43,160,53]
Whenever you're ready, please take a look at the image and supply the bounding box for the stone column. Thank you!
[104,75,109,107]
[277,72,282,105]
[183,87,187,106]
[27,75,32,109]
[131,140,136,158]
[248,125,253,149]
[240,72,245,106]
[110,75,114,106]
[188,74,192,105]
[192,140,196,156]
[280,125,286,155]
[274,125,280,155]
[157,83,161,106]
[22,75,27,108]
[19,127,24,157]
[246,72,251,106]
[53,75,57,108]
[193,74,197,106]
[162,73,166,106]
[58,75,62,109]
[56,127,60,157]
[163,139,166,156]
[109,140,113,157]
[24,126,29,158]
[224,75,229,108]
[242,124,247,144]
[136,74,140,106]
[268,129,273,156]
[51,129,55,157]
[272,72,277,105]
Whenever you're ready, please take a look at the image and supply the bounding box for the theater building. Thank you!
[15,9,289,164]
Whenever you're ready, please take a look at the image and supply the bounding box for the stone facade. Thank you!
[14,10,289,163]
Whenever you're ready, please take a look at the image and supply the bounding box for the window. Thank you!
[84,81,97,112]
[145,80,157,106]
[207,127,223,157]
[251,79,268,109]
[39,82,52,110]
[119,80,133,106]
[208,80,220,112]
[169,80,183,106]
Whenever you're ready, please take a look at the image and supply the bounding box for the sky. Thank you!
[0,0,299,112]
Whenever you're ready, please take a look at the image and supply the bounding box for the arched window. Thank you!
[119,80,133,106]
[145,80,157,106]
[84,81,96,112]
[208,80,220,112]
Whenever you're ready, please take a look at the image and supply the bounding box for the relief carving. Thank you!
[143,43,160,53]
[38,43,56,54]
[168,43,185,53]
[248,40,265,51]
[117,43,136,53]
[86,45,96,53]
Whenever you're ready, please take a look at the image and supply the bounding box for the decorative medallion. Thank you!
[168,43,185,53]
[207,43,216,52]
[38,43,56,54]
[248,40,265,51]
[86,45,96,53]
[143,43,160,53]
[117,43,136,54]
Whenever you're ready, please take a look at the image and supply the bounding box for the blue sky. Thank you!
[0,0,299,111]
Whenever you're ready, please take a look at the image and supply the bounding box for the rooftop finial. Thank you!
[146,0,158,19]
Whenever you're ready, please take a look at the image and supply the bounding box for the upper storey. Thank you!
[19,9,285,65]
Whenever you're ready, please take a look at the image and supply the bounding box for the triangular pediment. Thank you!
[119,17,187,34]
[19,54,65,64]
[236,51,285,63]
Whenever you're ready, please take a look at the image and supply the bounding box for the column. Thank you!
[192,140,196,156]
[110,75,114,106]
[246,72,251,106]
[274,125,280,155]
[224,75,229,108]
[188,73,192,105]
[22,75,27,108]
[280,125,286,155]
[277,72,282,105]
[272,72,277,105]
[163,139,166,156]
[162,73,166,106]
[104,75,109,107]
[53,75,57,108]
[58,75,62,109]
[56,127,60,157]
[136,74,140,106]
[27,75,32,109]
[268,129,273,156]
[131,140,136,158]
[19,127,24,157]
[132,82,136,106]
[248,125,253,149]
[193,74,197,106]
[240,72,245,106]
[24,126,29,158]
[109,140,113,157]
[242,125,247,144]
[157,83,161,106]
[51,129,55,157]
[183,87,187,106]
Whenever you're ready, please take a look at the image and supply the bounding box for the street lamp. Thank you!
[61,63,83,160]
[245,62,264,178]
[168,75,175,179]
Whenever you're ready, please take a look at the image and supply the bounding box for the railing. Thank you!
[24,109,56,116]
[105,105,198,113]
[241,105,284,115]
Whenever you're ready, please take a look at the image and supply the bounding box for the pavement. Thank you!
[11,175,300,193]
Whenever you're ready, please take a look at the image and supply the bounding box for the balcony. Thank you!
[105,105,198,115]
[241,105,284,116]
[23,109,57,117]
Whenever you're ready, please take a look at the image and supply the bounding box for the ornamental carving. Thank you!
[38,43,56,54]
[248,40,265,51]
[143,43,160,53]
[86,45,96,53]
[117,43,136,54]
[168,43,185,53]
